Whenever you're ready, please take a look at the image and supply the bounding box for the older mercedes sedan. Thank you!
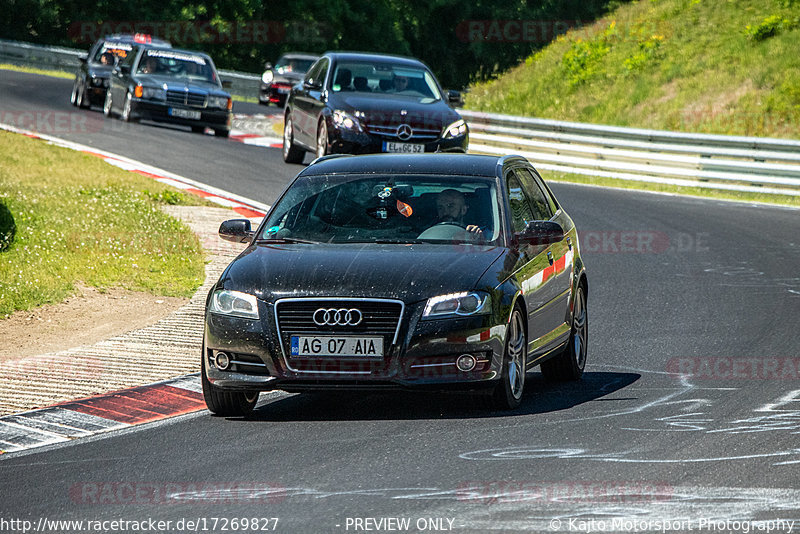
[282,52,468,163]
[104,45,233,137]
[203,154,588,416]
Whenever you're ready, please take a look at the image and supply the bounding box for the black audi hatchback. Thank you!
[202,153,588,416]
[282,52,468,163]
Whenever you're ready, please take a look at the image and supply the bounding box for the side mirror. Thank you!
[516,221,564,247]
[264,62,272,70]
[447,90,463,107]
[219,219,253,243]
[221,79,233,89]
[79,54,88,64]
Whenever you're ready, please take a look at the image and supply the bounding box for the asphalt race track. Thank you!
[2,70,800,533]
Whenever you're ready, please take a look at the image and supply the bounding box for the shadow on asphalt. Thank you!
[239,371,641,422]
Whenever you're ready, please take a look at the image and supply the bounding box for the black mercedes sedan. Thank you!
[202,153,588,416]
[282,52,468,163]
[259,52,319,107]
[70,33,171,109]
[104,45,233,137]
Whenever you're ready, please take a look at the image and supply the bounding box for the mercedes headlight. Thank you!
[208,96,231,109]
[209,290,259,319]
[141,87,166,100]
[332,109,363,131]
[442,119,468,139]
[261,70,274,84]
[423,291,491,318]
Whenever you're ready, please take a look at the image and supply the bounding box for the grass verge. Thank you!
[0,130,209,317]
[466,0,800,139]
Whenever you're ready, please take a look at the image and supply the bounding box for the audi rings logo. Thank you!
[397,124,413,141]
[313,308,363,326]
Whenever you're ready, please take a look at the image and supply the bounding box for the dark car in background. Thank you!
[70,33,171,109]
[282,52,468,164]
[104,46,233,137]
[202,153,588,416]
[259,52,318,107]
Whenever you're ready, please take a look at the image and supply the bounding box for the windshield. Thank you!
[93,42,133,63]
[330,61,442,101]
[261,174,501,245]
[275,57,315,74]
[136,49,218,83]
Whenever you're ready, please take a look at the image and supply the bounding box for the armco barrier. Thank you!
[461,110,800,196]
[0,38,261,100]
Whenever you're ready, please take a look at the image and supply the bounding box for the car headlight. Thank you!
[332,110,363,131]
[442,119,468,139]
[262,70,274,84]
[423,291,491,318]
[141,87,166,100]
[208,96,231,109]
[209,289,260,319]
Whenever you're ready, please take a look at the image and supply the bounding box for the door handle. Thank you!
[547,251,554,265]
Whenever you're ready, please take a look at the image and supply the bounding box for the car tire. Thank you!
[316,119,328,159]
[76,79,90,109]
[278,95,287,108]
[540,284,587,382]
[282,114,305,163]
[214,129,229,138]
[201,355,259,416]
[103,89,114,118]
[70,78,79,106]
[191,126,206,133]
[489,306,527,410]
[120,92,137,122]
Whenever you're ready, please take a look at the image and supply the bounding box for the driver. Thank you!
[436,189,484,238]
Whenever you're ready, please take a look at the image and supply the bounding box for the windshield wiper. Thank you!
[257,237,320,244]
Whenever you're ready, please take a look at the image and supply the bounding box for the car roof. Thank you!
[299,153,519,178]
[279,52,320,60]
[322,52,428,69]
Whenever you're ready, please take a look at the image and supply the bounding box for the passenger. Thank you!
[392,74,409,92]
[140,57,159,74]
[353,76,370,92]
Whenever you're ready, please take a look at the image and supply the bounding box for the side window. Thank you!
[515,168,552,221]
[529,168,559,214]
[506,174,535,234]
[304,58,328,87]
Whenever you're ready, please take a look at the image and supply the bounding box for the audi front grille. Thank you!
[274,298,404,358]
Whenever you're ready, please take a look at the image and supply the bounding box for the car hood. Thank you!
[274,71,305,84]
[220,243,505,304]
[328,93,460,129]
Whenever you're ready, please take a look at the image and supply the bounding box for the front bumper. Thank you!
[132,99,232,131]
[327,123,469,155]
[204,300,505,392]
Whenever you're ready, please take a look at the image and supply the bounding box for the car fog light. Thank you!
[456,354,477,372]
[214,351,231,370]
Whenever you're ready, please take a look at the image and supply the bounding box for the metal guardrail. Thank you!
[461,110,800,196]
[0,38,262,99]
